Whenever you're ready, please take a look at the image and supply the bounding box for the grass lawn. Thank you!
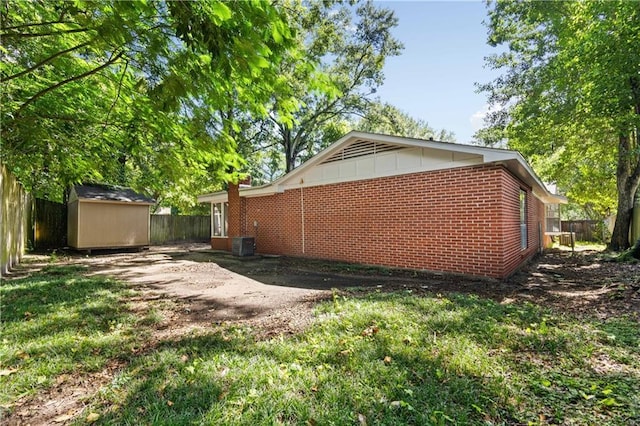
[1,264,639,425]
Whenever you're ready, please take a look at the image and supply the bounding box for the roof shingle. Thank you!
[73,183,155,204]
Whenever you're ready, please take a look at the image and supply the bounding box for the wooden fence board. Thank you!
[150,215,210,244]
[33,198,66,249]
[561,220,602,243]
[1,164,31,275]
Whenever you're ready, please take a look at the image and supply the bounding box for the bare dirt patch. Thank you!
[3,244,639,425]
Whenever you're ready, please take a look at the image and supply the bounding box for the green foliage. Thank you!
[0,0,300,208]
[478,0,640,249]
[355,101,456,141]
[2,266,639,424]
[233,0,405,177]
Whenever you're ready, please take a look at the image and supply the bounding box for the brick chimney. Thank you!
[226,182,241,251]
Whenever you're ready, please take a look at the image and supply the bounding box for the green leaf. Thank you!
[210,2,232,21]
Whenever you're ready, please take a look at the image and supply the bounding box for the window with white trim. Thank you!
[545,204,560,232]
[213,202,228,237]
[520,190,527,250]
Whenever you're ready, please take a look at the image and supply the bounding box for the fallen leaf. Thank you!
[0,368,18,376]
[358,413,367,425]
[311,386,318,392]
[384,356,392,364]
[167,400,174,406]
[181,354,189,362]
[86,412,100,423]
[53,413,73,423]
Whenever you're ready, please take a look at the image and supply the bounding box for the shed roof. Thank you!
[71,183,155,204]
[198,131,567,205]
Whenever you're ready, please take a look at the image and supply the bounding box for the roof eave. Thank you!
[197,191,227,203]
[498,158,568,204]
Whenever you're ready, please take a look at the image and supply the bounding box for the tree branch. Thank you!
[1,27,92,38]
[1,20,77,31]
[1,39,93,83]
[16,51,124,115]
[102,60,129,130]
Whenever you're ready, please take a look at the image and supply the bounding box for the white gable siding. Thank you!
[281,146,483,190]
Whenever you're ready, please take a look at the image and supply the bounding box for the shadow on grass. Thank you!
[1,265,120,324]
[0,266,143,404]
[87,291,639,425]
[3,265,638,425]
[94,328,518,425]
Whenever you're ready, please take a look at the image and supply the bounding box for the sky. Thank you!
[375,1,501,144]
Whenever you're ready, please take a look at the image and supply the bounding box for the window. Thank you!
[545,204,560,232]
[520,190,527,250]
[212,202,228,237]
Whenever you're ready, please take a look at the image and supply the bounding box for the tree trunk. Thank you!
[609,133,640,251]
[283,127,294,173]
[610,190,634,251]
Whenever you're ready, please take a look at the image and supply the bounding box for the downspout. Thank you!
[300,181,305,254]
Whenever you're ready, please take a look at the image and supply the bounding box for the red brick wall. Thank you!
[497,170,543,277]
[210,237,228,250]
[241,164,544,279]
[226,183,241,251]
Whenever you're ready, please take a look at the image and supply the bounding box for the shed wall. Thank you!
[242,164,543,278]
[67,200,79,248]
[72,201,149,249]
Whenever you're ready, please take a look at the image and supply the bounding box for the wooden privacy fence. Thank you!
[150,215,210,244]
[561,220,602,242]
[1,164,31,276]
[33,198,67,249]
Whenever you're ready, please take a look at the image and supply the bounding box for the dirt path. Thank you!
[53,243,640,324]
[76,245,332,325]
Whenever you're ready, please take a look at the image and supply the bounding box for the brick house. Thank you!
[198,132,565,279]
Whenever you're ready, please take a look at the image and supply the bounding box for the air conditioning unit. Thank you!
[232,237,254,256]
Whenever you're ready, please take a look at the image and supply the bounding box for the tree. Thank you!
[355,101,455,141]
[1,1,299,207]
[245,0,403,174]
[478,0,640,250]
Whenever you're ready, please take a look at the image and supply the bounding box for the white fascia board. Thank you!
[498,158,568,204]
[197,191,227,203]
[238,183,283,198]
[78,199,155,206]
[349,131,516,158]
[197,184,284,202]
